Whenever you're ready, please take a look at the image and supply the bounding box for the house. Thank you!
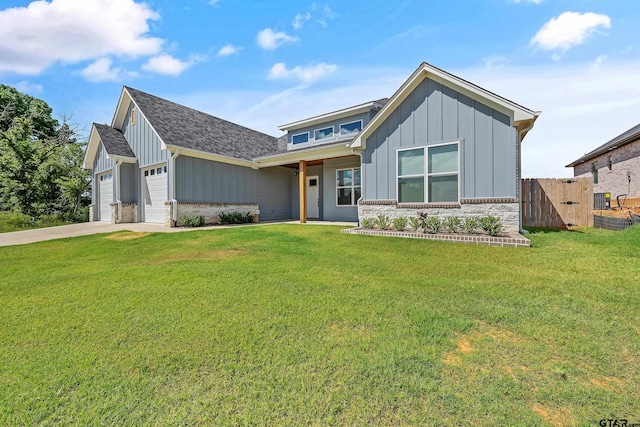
[566,123,639,205]
[83,62,540,232]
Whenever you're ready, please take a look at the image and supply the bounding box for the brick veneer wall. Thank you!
[174,202,259,226]
[358,198,521,233]
[574,139,640,199]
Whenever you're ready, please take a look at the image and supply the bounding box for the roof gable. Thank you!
[350,62,539,150]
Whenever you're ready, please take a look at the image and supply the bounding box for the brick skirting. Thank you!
[341,228,531,247]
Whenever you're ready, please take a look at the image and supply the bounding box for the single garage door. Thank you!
[98,172,113,222]
[143,165,167,223]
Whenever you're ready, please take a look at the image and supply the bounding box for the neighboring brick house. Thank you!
[567,123,640,204]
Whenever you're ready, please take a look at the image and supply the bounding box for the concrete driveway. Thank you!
[0,220,357,247]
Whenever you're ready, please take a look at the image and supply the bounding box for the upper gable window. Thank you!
[130,108,137,126]
[292,132,309,145]
[314,126,334,141]
[339,120,362,136]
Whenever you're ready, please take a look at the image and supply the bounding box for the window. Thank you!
[144,170,149,177]
[339,120,362,136]
[156,167,162,175]
[336,168,361,206]
[607,156,612,170]
[130,108,136,126]
[164,166,167,173]
[292,132,309,144]
[314,126,334,141]
[150,169,155,176]
[397,142,459,203]
[592,161,598,184]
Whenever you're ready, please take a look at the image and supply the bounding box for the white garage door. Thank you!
[98,172,113,222]
[143,165,168,223]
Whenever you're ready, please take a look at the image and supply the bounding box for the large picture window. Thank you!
[336,168,361,206]
[397,142,459,203]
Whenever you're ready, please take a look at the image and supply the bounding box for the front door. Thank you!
[306,176,319,219]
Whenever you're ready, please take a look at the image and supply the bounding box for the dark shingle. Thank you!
[94,123,135,158]
[125,87,280,160]
[567,122,640,166]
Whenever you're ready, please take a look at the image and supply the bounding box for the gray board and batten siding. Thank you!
[121,102,169,168]
[362,78,516,201]
[175,156,258,204]
[258,167,293,221]
[322,157,360,222]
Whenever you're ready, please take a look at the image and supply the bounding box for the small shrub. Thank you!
[462,217,480,234]
[7,213,34,228]
[443,216,462,233]
[374,213,391,230]
[360,217,375,229]
[416,211,428,229]
[218,211,254,225]
[392,216,408,231]
[479,215,503,236]
[424,216,443,234]
[409,216,421,230]
[180,215,205,227]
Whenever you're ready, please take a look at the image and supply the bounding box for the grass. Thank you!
[0,211,70,233]
[0,225,639,425]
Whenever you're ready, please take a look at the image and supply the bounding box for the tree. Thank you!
[0,86,90,221]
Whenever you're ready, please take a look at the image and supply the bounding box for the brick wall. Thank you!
[176,203,259,226]
[574,139,640,199]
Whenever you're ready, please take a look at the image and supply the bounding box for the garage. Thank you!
[98,172,113,222]
[142,165,168,223]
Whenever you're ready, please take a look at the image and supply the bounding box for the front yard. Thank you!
[0,225,638,425]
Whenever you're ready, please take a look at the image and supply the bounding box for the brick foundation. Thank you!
[341,228,531,247]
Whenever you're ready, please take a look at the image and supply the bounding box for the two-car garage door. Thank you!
[142,165,167,223]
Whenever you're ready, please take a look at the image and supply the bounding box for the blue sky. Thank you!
[1,0,639,177]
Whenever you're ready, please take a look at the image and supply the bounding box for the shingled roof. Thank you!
[125,87,280,160]
[567,122,640,167]
[93,123,135,158]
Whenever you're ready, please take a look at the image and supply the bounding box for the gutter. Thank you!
[170,150,180,227]
[115,160,122,223]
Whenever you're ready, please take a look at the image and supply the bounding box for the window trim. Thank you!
[396,141,461,203]
[130,108,137,126]
[291,131,309,145]
[336,167,361,207]
[314,126,334,141]
[339,119,363,136]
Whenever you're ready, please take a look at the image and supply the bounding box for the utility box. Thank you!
[594,192,610,210]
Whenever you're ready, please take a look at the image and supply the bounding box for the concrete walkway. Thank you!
[0,220,357,247]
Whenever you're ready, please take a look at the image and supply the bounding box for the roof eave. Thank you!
[566,130,640,167]
[278,102,379,132]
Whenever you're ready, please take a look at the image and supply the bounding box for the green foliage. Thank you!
[416,211,428,228]
[463,217,481,235]
[360,217,375,229]
[409,215,421,230]
[423,215,443,234]
[179,215,205,227]
[0,225,638,424]
[392,216,408,231]
[218,211,254,225]
[479,215,504,236]
[0,85,89,220]
[443,216,462,233]
[374,213,391,230]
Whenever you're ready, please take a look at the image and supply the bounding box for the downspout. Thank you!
[115,160,123,223]
[517,120,536,233]
[170,150,180,227]
[352,148,363,226]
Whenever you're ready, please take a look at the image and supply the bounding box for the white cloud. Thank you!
[256,28,299,50]
[268,62,338,83]
[13,80,43,94]
[142,54,201,76]
[530,11,611,57]
[312,4,337,28]
[218,44,241,57]
[0,0,163,75]
[292,12,311,30]
[80,57,135,82]
[513,0,543,4]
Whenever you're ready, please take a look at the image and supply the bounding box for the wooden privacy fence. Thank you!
[521,178,593,229]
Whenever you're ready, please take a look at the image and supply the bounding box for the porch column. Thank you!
[299,160,307,223]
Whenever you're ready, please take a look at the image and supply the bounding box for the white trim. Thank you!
[278,100,381,131]
[339,119,363,136]
[351,62,538,150]
[335,167,361,207]
[314,126,334,141]
[82,124,101,169]
[165,145,258,169]
[396,140,461,203]
[291,131,310,145]
[108,154,137,164]
[254,143,353,168]
[130,108,137,126]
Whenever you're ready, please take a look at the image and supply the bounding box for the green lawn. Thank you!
[1,225,638,425]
